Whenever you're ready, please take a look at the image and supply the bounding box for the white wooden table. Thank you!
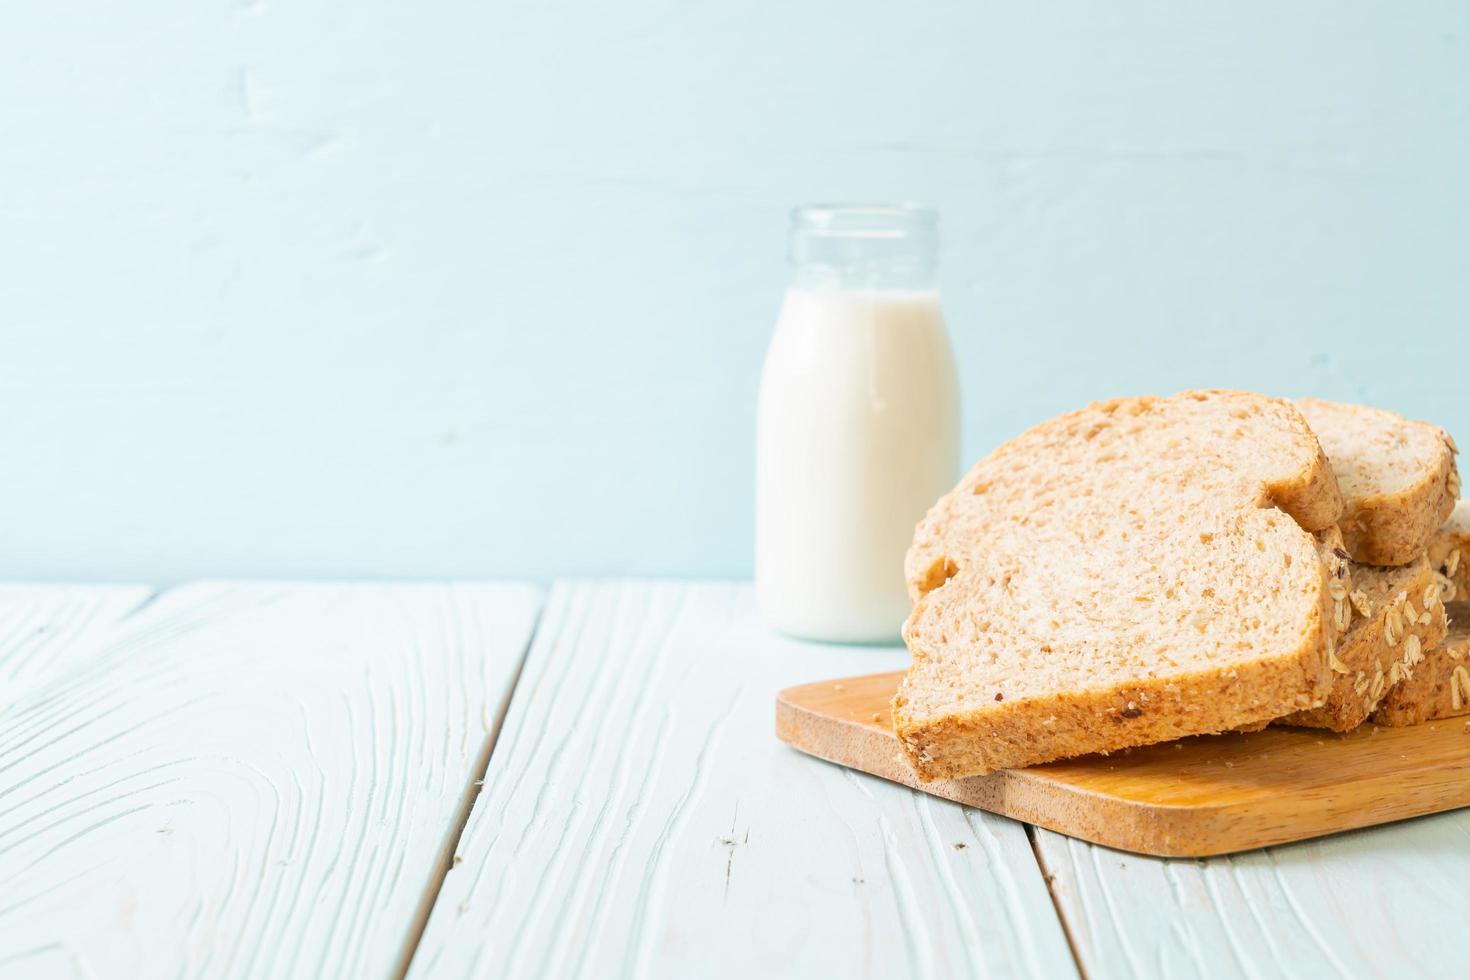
[3,580,1468,979]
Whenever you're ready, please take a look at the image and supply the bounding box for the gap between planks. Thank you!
[0,581,543,980]
[393,601,547,980]
[1026,823,1090,980]
[410,581,1080,979]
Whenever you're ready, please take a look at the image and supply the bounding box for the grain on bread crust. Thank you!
[1297,399,1460,567]
[1317,526,1355,644]
[1276,556,1449,731]
[1428,500,1470,602]
[896,390,1344,779]
[1372,602,1470,727]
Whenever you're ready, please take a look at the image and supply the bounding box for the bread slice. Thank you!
[1428,500,1469,602]
[1372,602,1470,727]
[1276,556,1449,731]
[1296,399,1459,566]
[896,390,1344,779]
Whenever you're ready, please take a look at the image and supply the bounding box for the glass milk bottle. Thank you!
[756,204,961,643]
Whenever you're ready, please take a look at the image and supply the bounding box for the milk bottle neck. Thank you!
[788,204,938,291]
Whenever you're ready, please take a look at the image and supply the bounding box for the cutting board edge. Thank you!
[775,674,1470,858]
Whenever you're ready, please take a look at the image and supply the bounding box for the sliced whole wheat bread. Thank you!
[1296,399,1459,566]
[1276,556,1448,731]
[896,390,1344,779]
[1428,500,1470,602]
[1371,602,1470,727]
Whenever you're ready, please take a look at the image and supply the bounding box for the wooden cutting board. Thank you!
[777,670,1470,857]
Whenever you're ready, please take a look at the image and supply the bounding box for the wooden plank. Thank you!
[411,581,1076,980]
[0,584,153,695]
[0,581,541,980]
[778,670,1470,857]
[1037,794,1470,979]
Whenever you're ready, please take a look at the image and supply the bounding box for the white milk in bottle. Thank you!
[756,204,960,642]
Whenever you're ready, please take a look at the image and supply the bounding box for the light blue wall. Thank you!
[2,1,1467,581]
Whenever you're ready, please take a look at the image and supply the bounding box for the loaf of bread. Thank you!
[1296,399,1459,566]
[1372,602,1470,727]
[896,391,1343,780]
[1428,501,1469,602]
[1276,557,1448,731]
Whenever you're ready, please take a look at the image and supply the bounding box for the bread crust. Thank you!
[1298,400,1460,567]
[896,600,1330,780]
[1268,430,1351,535]
[1339,450,1458,566]
[1428,500,1469,602]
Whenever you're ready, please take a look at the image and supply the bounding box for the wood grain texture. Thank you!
[0,584,153,696]
[0,581,541,980]
[779,671,1470,857]
[1036,801,1470,979]
[410,581,1077,980]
